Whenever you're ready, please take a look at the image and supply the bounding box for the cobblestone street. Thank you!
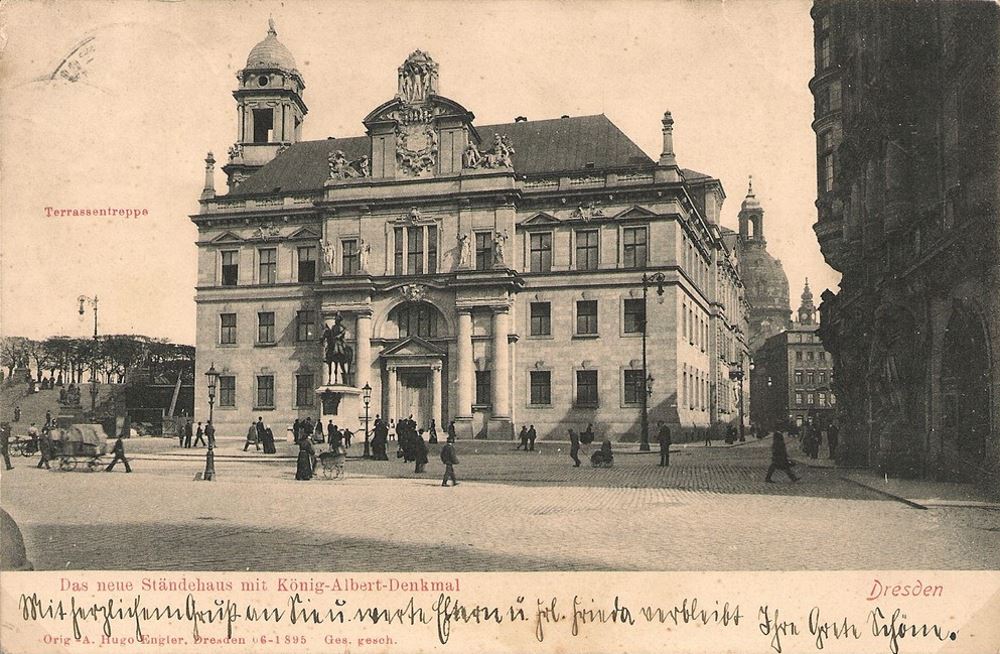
[2,438,999,571]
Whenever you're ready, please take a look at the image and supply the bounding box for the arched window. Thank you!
[391,302,439,338]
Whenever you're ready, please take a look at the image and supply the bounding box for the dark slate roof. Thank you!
[227,114,654,197]
[681,168,714,182]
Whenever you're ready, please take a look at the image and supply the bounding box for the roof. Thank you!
[226,114,655,197]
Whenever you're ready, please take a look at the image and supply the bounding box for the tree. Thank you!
[0,336,30,378]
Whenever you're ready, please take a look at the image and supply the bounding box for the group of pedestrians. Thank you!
[516,425,537,451]
[244,417,278,454]
[177,420,207,448]
[395,415,429,473]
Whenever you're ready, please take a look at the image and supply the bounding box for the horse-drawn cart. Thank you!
[50,424,109,472]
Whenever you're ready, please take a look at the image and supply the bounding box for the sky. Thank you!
[0,0,837,345]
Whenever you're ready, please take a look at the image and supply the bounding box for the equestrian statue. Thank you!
[320,313,353,385]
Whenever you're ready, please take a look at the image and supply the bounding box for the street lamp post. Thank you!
[362,382,372,459]
[203,363,219,481]
[640,272,666,452]
[729,359,754,442]
[78,295,99,411]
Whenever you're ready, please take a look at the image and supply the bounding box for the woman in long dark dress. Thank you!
[295,436,315,480]
[262,426,276,454]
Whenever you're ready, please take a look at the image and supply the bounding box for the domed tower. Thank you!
[223,19,307,191]
[734,177,792,351]
[798,279,816,325]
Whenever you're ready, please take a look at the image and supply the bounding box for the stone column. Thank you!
[431,363,443,433]
[387,365,397,423]
[492,307,510,418]
[355,312,372,390]
[456,310,473,418]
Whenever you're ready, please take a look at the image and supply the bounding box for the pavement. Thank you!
[2,437,999,571]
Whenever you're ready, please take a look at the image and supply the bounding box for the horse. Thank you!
[325,345,354,385]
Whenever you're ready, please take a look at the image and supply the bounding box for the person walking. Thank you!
[657,421,672,467]
[36,428,52,470]
[262,425,276,454]
[205,421,216,449]
[244,422,258,452]
[105,435,132,473]
[440,434,459,487]
[414,430,429,473]
[184,420,193,448]
[428,418,438,444]
[527,425,537,451]
[516,426,528,450]
[193,422,206,447]
[295,433,315,481]
[1,422,13,470]
[372,416,389,460]
[765,431,799,483]
[327,422,341,449]
[827,422,839,460]
[342,428,353,448]
[177,421,185,448]
[447,420,457,442]
[569,429,581,467]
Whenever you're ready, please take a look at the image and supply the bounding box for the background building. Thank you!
[192,24,751,441]
[810,1,999,484]
[735,179,792,353]
[751,280,835,431]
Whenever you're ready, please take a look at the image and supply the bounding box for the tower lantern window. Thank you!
[253,108,274,143]
[258,75,269,86]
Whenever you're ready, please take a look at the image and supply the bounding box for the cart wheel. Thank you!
[87,459,102,472]
[59,457,77,472]
[322,464,333,479]
[18,445,30,458]
[332,463,344,480]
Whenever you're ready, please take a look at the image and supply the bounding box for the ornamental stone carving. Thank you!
[399,283,428,302]
[457,233,472,268]
[463,133,515,170]
[227,143,244,160]
[493,229,509,265]
[570,201,606,221]
[252,222,282,240]
[358,239,371,272]
[397,50,439,105]
[396,123,438,177]
[322,239,336,272]
[328,150,370,179]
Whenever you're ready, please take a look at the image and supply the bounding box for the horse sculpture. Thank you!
[320,315,353,385]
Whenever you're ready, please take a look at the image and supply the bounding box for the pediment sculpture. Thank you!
[400,283,428,302]
[252,222,282,240]
[463,133,515,170]
[328,150,370,179]
[570,201,606,221]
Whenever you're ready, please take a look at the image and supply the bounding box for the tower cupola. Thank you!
[738,176,765,243]
[798,278,816,324]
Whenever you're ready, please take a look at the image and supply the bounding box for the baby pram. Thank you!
[318,445,347,479]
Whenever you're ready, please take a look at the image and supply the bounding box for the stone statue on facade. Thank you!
[358,239,371,272]
[493,229,509,265]
[328,150,370,179]
[462,142,482,169]
[227,143,244,160]
[322,239,336,272]
[458,232,472,268]
[320,313,353,385]
[397,50,439,105]
[462,134,514,169]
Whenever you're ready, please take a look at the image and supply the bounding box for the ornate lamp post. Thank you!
[640,272,666,452]
[362,382,372,458]
[203,362,219,481]
[78,295,99,411]
[729,359,754,442]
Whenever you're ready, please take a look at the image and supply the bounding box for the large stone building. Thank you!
[734,179,792,353]
[810,1,999,485]
[750,280,836,431]
[191,23,750,441]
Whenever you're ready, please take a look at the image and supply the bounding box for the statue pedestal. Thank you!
[315,385,362,432]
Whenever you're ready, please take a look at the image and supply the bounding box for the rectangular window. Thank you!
[221,250,239,286]
[407,226,424,275]
[806,370,815,385]
[807,392,815,405]
[795,370,803,384]
[220,313,237,345]
[394,227,404,275]
[426,225,438,274]
[623,227,647,268]
[818,391,827,407]
[258,248,277,284]
[252,108,273,143]
[624,369,644,405]
[295,374,314,407]
[529,233,552,272]
[682,371,688,407]
[257,312,275,344]
[623,298,644,334]
[807,351,815,361]
[219,376,236,407]
[529,302,551,336]
[475,370,491,406]
[296,310,316,342]
[821,152,835,192]
[256,375,274,408]
[297,246,316,282]
[818,36,831,70]
[795,391,804,406]
[820,352,827,362]
[819,370,827,384]
[475,232,492,271]
[575,230,599,270]
[795,350,803,362]
[576,300,598,335]
[529,370,551,405]
[340,240,358,276]
[682,302,688,341]
[576,370,598,406]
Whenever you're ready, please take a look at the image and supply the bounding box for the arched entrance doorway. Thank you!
[939,306,991,481]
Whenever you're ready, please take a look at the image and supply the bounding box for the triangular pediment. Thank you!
[521,212,561,226]
[381,336,445,358]
[288,226,322,240]
[614,205,658,220]
[210,231,244,243]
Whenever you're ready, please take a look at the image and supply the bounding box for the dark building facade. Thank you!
[810,1,1000,485]
[751,280,836,431]
[735,179,792,353]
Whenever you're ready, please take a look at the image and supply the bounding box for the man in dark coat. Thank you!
[178,421,185,447]
[413,431,429,473]
[328,422,341,449]
[1,422,13,470]
[428,418,438,444]
[105,435,132,473]
[292,418,301,444]
[440,434,459,486]
[372,416,389,460]
[205,421,216,449]
[35,427,52,469]
[244,422,258,452]
[657,421,672,467]
[827,422,839,459]
[447,420,457,442]
[516,426,528,450]
[184,420,193,448]
[569,429,581,467]
[527,425,537,451]
[765,431,799,483]
[193,422,205,447]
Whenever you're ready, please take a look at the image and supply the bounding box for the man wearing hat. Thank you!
[440,434,459,487]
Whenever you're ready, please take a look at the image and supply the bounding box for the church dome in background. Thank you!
[245,20,297,71]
